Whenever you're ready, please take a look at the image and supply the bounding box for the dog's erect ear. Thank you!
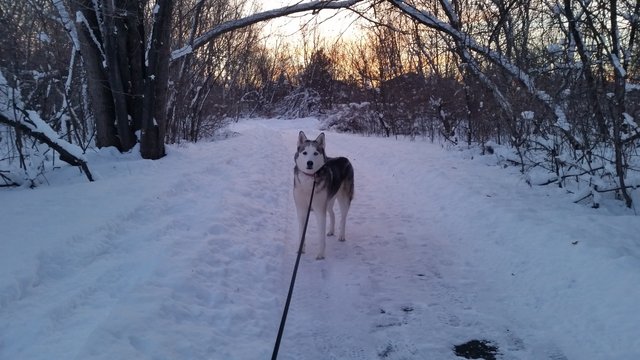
[315,132,325,149]
[298,131,307,146]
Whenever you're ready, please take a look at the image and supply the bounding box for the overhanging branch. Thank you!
[171,0,365,61]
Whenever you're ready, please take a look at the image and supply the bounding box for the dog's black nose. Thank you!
[306,160,313,168]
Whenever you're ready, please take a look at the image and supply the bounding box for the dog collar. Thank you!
[299,170,316,178]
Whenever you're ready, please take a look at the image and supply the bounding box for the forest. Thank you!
[1,0,639,208]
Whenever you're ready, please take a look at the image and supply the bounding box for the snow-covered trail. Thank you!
[1,123,295,359]
[246,120,640,359]
[278,129,567,359]
[1,118,639,360]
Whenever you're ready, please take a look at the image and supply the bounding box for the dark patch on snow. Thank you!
[401,305,414,313]
[374,321,403,329]
[453,339,499,360]
[378,343,395,358]
[484,145,495,154]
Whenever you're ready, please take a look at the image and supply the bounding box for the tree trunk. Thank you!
[608,0,633,208]
[73,0,119,149]
[73,0,145,152]
[140,0,174,159]
[124,0,146,133]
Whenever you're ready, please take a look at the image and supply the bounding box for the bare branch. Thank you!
[171,0,366,61]
[386,0,582,146]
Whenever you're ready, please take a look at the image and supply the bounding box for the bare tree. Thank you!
[379,0,639,207]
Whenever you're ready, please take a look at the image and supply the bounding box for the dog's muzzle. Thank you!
[306,160,313,169]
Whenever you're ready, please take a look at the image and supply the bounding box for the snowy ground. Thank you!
[1,118,639,360]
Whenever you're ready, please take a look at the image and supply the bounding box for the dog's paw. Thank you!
[338,236,346,242]
[327,231,334,236]
[316,254,325,260]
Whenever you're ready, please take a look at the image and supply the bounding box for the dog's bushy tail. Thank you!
[346,162,356,202]
[343,159,355,202]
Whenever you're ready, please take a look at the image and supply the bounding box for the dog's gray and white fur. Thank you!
[293,131,354,260]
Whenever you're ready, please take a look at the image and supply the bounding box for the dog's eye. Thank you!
[302,151,307,155]
[314,152,318,156]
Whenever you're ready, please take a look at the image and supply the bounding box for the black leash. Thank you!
[271,178,316,360]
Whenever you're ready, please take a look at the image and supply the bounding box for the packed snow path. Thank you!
[1,118,639,360]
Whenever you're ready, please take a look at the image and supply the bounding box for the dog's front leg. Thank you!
[313,204,327,260]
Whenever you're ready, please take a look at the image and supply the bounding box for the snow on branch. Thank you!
[387,0,578,142]
[388,0,537,91]
[0,71,94,182]
[52,0,81,50]
[76,10,107,68]
[627,83,640,92]
[171,0,365,61]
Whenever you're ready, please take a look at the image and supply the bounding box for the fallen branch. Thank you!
[0,112,94,182]
[0,171,19,187]
[1,70,94,182]
[593,184,639,194]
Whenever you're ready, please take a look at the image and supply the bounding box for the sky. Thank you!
[258,0,364,46]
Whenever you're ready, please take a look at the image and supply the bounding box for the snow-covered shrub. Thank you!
[323,103,383,134]
[276,87,321,119]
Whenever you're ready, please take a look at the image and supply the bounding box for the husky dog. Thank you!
[293,131,354,260]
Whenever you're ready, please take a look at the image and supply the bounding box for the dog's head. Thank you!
[295,131,326,175]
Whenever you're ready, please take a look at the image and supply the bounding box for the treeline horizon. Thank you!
[1,0,639,208]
